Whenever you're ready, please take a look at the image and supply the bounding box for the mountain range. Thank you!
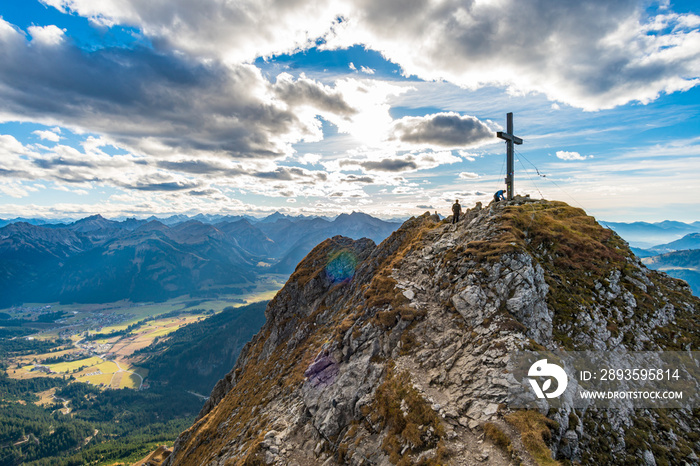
[601,219,700,249]
[0,211,409,229]
[641,248,700,297]
[0,212,400,307]
[615,232,700,296]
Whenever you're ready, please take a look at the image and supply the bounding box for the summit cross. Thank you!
[496,112,523,201]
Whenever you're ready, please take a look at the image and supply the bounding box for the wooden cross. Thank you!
[496,112,523,201]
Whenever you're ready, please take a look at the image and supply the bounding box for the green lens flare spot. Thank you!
[325,250,358,283]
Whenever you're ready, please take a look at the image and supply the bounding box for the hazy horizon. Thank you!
[2,206,700,226]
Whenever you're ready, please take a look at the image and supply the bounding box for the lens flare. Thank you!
[325,250,358,283]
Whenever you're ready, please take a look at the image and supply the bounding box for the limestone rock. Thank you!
[165,199,700,466]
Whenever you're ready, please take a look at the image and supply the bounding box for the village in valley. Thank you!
[2,275,285,393]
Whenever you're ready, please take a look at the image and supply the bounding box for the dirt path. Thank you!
[52,395,71,414]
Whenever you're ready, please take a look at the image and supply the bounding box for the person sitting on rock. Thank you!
[494,190,506,202]
[452,199,461,224]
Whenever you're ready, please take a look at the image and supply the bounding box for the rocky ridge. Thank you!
[165,198,699,465]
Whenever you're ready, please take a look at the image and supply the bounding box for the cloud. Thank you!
[327,1,700,110]
[458,150,478,162]
[273,73,356,117]
[354,158,418,172]
[36,1,700,110]
[156,159,235,176]
[39,0,343,62]
[188,188,222,197]
[341,174,375,183]
[33,129,62,142]
[122,174,202,192]
[0,20,356,160]
[54,184,89,195]
[299,153,322,165]
[390,113,494,148]
[349,63,376,75]
[27,25,66,46]
[458,172,479,179]
[556,150,590,161]
[0,131,387,205]
[334,148,460,175]
[0,134,30,155]
[0,181,33,198]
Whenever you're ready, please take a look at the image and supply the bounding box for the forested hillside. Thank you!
[137,301,267,394]
[0,301,271,465]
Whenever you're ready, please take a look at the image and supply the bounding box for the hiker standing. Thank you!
[452,199,461,224]
[494,190,506,202]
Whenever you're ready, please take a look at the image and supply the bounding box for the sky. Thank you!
[0,0,699,222]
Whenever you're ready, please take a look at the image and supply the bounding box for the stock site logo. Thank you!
[528,359,568,399]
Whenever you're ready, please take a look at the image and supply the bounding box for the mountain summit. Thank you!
[164,199,699,465]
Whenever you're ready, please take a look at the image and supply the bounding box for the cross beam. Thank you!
[496,112,523,201]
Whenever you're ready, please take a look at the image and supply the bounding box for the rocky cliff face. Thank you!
[165,199,699,466]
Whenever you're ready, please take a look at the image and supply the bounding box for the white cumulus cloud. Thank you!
[33,129,61,142]
[556,150,590,161]
[27,25,66,46]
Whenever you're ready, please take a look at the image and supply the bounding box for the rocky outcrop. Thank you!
[166,198,699,466]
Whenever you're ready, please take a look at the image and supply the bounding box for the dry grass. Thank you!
[483,422,512,452]
[498,201,629,274]
[505,410,560,466]
[34,388,58,406]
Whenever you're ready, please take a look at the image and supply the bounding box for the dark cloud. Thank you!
[188,188,220,196]
[255,168,295,181]
[360,159,418,172]
[342,175,375,183]
[121,176,201,191]
[0,168,31,178]
[130,181,200,191]
[156,160,243,176]
[273,75,356,117]
[50,168,101,183]
[33,157,97,169]
[391,113,493,147]
[252,166,329,182]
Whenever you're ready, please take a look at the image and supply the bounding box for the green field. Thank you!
[6,273,287,339]
[46,356,103,373]
[3,273,287,392]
